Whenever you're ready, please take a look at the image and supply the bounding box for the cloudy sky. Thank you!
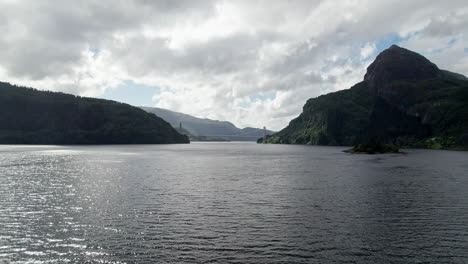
[1,0,467,130]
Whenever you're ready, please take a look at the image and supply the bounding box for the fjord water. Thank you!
[0,143,467,264]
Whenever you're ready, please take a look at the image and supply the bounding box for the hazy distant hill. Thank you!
[260,45,468,150]
[0,82,189,144]
[141,107,274,141]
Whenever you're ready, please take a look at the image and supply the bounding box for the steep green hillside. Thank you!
[0,82,189,144]
[262,82,373,145]
[260,45,468,150]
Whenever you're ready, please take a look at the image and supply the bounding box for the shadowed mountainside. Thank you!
[0,82,189,144]
[259,45,468,150]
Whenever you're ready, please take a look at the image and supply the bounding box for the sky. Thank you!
[0,1,467,131]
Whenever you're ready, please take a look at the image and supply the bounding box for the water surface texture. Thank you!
[0,143,467,263]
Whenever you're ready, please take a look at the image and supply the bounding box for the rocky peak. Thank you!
[364,45,440,92]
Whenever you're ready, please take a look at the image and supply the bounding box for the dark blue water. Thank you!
[0,143,467,263]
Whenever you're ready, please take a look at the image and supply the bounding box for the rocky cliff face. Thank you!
[364,45,440,104]
[365,45,440,85]
[260,45,468,150]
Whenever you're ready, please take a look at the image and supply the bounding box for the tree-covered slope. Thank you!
[366,78,468,149]
[260,45,468,150]
[262,81,373,145]
[141,106,274,141]
[0,82,189,144]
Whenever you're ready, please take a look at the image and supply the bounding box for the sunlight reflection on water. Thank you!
[0,143,467,263]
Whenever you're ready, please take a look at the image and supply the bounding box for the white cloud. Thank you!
[0,0,467,130]
[360,43,376,59]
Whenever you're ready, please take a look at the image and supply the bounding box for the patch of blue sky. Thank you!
[375,33,406,53]
[421,38,459,55]
[237,100,250,108]
[249,92,276,102]
[359,32,423,60]
[237,92,276,108]
[447,38,457,46]
[465,48,468,53]
[89,47,101,57]
[99,80,160,107]
[312,34,405,73]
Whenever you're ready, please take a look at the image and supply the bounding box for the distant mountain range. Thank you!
[0,82,189,144]
[260,45,468,150]
[141,107,274,141]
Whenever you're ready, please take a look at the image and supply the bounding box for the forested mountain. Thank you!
[141,107,274,141]
[0,82,189,144]
[259,45,468,150]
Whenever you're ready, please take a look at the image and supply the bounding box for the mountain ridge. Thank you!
[0,82,189,144]
[141,106,274,141]
[259,45,468,150]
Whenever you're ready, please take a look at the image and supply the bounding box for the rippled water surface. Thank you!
[0,143,467,263]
